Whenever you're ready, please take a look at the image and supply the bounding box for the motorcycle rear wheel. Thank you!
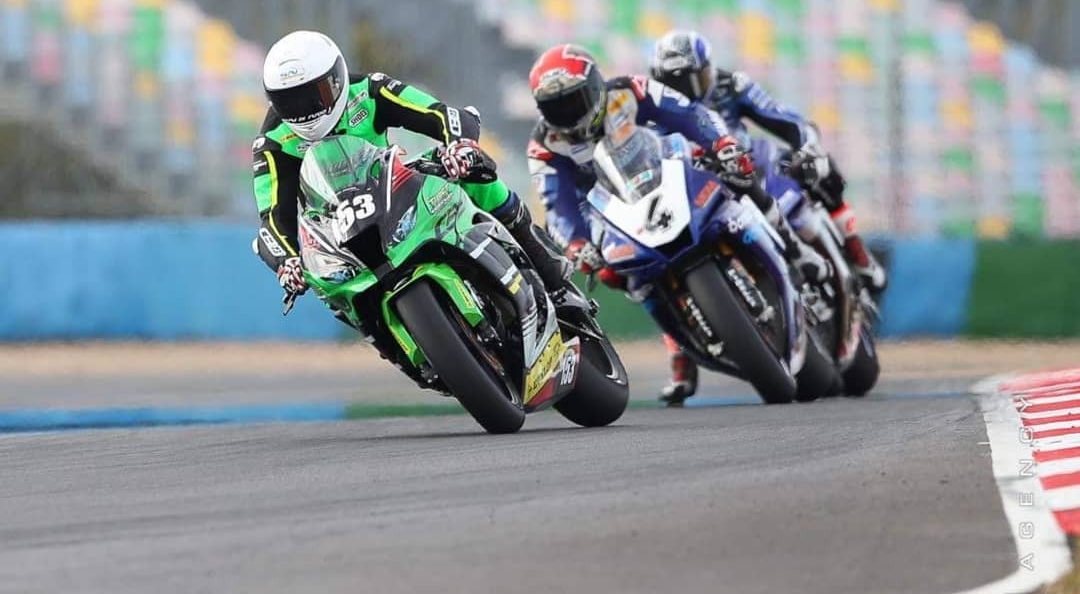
[396,280,526,434]
[842,329,880,397]
[554,330,629,427]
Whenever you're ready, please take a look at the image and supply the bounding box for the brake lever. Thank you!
[282,292,298,316]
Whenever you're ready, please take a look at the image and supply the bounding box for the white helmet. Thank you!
[263,31,349,141]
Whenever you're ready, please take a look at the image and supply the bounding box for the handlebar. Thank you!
[406,157,448,178]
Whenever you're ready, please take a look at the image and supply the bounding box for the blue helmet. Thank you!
[650,30,714,101]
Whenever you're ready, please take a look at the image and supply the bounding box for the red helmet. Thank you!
[529,44,606,138]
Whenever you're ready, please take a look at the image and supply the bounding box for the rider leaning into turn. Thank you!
[650,30,887,292]
[252,30,569,299]
[648,30,889,403]
[526,44,830,405]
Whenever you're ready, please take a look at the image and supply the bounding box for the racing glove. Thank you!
[788,143,832,187]
[565,238,605,275]
[440,138,484,180]
[277,257,308,295]
[710,136,756,189]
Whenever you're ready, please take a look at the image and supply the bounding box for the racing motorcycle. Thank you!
[583,125,837,404]
[771,160,880,397]
[287,135,629,433]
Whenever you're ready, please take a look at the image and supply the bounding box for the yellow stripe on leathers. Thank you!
[264,150,297,257]
[377,87,451,145]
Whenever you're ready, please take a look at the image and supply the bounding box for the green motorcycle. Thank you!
[289,135,629,434]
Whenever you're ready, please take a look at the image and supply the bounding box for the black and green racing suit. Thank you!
[252,72,516,272]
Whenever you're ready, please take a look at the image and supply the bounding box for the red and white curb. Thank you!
[961,370,1080,593]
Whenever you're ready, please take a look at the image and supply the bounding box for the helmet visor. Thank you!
[537,80,605,130]
[655,66,712,101]
[266,56,347,125]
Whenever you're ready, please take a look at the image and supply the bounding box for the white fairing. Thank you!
[597,159,691,248]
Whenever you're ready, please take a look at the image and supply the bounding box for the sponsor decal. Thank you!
[694,179,720,207]
[558,347,579,387]
[603,242,636,263]
[259,228,287,258]
[252,137,266,151]
[507,273,523,295]
[325,159,353,177]
[423,185,454,214]
[685,296,714,339]
[278,60,306,84]
[525,334,565,402]
[628,169,654,188]
[447,107,462,137]
[386,78,402,91]
[345,90,367,112]
[348,108,369,127]
[253,160,269,174]
[370,72,387,82]
[297,141,312,154]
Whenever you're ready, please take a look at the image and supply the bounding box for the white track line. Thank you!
[957,380,1072,594]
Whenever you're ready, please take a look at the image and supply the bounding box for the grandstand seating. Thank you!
[479,0,1079,238]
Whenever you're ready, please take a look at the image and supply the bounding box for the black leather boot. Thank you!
[494,193,572,291]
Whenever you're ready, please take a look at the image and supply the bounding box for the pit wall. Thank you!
[0,223,1074,341]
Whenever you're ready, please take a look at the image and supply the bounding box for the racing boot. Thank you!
[764,203,831,285]
[831,205,887,293]
[658,334,698,407]
[495,193,572,291]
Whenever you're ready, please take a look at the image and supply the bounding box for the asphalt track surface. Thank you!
[0,355,1021,594]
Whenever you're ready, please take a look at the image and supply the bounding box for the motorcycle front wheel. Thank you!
[396,280,526,434]
[684,262,796,404]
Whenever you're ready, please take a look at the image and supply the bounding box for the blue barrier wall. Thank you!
[0,222,341,340]
[877,239,976,337]
[0,222,975,341]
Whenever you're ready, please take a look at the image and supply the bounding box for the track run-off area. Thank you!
[1,339,1078,593]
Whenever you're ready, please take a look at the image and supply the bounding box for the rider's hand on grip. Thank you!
[277,257,308,296]
[711,136,755,189]
[565,238,604,275]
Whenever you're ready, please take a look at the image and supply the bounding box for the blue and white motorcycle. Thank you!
[584,125,837,404]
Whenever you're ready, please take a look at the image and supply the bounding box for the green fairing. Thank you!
[301,138,490,367]
[380,262,486,365]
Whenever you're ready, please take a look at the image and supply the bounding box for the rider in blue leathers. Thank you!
[650,30,886,292]
[527,44,830,405]
[649,30,888,402]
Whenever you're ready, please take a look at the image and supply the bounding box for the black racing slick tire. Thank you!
[396,281,525,434]
[554,334,629,427]
[795,333,839,402]
[842,329,880,397]
[685,262,796,404]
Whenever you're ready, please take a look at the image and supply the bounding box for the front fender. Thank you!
[381,263,485,366]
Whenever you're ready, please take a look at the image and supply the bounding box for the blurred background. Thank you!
[0,0,1076,341]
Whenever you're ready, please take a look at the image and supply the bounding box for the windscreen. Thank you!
[299,135,385,215]
[593,126,664,204]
